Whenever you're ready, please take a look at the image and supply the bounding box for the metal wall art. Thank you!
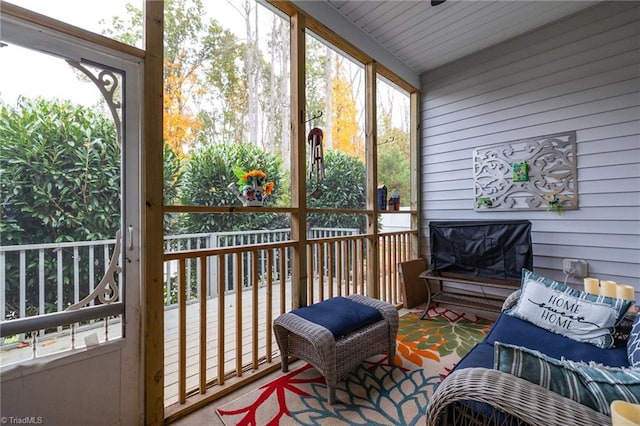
[473,131,578,212]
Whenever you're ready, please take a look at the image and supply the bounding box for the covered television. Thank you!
[429,220,533,281]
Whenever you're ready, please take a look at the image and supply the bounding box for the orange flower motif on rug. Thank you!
[395,308,493,370]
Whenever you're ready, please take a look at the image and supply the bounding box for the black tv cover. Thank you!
[429,220,533,281]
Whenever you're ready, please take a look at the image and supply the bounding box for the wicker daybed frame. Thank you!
[426,290,633,426]
[273,294,399,404]
[426,367,611,426]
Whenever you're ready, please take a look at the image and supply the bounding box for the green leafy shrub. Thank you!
[1,98,121,243]
[307,149,367,232]
[0,98,120,316]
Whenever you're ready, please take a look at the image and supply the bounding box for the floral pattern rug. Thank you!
[217,306,493,425]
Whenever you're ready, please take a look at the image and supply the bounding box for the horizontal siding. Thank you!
[420,2,640,295]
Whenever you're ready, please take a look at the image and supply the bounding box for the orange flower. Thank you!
[264,181,275,195]
[243,169,267,182]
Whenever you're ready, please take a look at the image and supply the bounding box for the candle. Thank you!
[611,400,640,426]
[617,284,635,301]
[600,280,618,298]
[584,278,600,295]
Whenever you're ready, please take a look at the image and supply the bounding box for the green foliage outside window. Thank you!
[0,97,121,316]
[307,150,367,233]
[0,97,120,245]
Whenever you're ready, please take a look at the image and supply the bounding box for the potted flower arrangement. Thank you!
[546,195,564,216]
[228,167,275,207]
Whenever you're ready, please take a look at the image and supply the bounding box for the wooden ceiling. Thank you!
[322,0,598,73]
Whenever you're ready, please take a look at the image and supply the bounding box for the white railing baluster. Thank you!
[19,250,26,319]
[57,248,63,331]
[232,236,238,290]
[103,243,109,271]
[196,239,202,302]
[166,257,173,305]
[89,245,95,306]
[73,246,80,304]
[38,250,44,315]
[0,251,5,321]
[209,233,218,298]
[186,239,192,302]
[259,233,265,285]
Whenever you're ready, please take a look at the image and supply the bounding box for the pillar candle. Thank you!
[617,284,635,301]
[611,400,640,426]
[600,280,618,298]
[584,278,600,295]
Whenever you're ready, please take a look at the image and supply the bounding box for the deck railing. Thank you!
[0,227,417,413]
[0,237,123,363]
[0,228,360,326]
[163,229,416,412]
[0,238,118,324]
[163,228,358,306]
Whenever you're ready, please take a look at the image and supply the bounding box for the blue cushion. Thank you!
[290,296,382,338]
[628,314,640,367]
[485,312,630,367]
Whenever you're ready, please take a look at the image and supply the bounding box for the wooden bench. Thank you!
[419,270,520,317]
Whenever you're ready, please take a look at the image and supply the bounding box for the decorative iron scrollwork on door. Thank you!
[67,60,123,144]
[473,131,578,211]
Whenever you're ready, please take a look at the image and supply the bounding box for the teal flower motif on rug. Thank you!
[290,359,437,425]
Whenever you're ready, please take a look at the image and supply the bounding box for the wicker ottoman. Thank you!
[273,294,399,404]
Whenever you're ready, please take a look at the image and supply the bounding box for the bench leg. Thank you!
[388,346,396,366]
[328,385,336,404]
[420,277,434,320]
[281,353,289,372]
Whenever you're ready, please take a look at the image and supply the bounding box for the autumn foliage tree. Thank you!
[164,60,203,156]
[330,59,363,160]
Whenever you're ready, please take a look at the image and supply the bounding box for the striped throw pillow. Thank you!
[494,342,597,410]
[562,360,640,416]
[628,313,640,367]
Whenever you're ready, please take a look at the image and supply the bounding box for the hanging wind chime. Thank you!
[307,127,325,198]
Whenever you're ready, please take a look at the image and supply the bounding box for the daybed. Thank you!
[426,270,640,426]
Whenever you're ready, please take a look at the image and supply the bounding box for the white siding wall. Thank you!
[420,2,640,292]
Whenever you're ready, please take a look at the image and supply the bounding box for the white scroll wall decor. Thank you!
[473,131,578,211]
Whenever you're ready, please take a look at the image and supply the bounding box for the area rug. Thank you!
[216,306,493,425]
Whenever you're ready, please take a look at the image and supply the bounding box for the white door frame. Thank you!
[1,13,143,424]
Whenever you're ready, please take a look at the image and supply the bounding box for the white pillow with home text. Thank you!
[507,269,632,348]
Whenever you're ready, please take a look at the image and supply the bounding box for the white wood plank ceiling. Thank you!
[323,0,598,73]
